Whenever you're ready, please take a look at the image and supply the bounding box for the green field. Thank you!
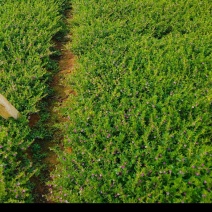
[0,0,212,203]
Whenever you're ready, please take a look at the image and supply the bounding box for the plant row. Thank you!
[47,0,212,203]
[0,0,69,202]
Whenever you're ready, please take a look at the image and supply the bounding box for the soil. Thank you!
[28,8,75,203]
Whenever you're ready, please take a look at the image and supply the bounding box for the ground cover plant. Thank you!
[0,0,69,202]
[46,0,212,203]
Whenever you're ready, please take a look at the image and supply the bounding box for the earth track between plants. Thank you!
[29,9,74,203]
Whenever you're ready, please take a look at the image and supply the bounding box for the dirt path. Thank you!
[29,9,75,203]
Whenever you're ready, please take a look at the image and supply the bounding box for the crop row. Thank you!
[0,0,69,202]
[47,0,212,203]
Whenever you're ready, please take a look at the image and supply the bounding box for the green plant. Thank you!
[46,0,212,203]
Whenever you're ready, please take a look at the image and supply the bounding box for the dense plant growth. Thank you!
[0,0,211,203]
[46,0,212,203]
[0,0,69,202]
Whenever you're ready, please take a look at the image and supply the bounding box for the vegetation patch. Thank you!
[47,0,212,203]
[0,0,69,203]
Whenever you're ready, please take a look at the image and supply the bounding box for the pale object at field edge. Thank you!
[0,94,20,119]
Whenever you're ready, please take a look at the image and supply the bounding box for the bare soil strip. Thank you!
[29,9,74,203]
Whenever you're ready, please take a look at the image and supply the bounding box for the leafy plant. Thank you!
[46,0,212,203]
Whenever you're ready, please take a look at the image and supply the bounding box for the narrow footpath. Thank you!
[29,8,75,203]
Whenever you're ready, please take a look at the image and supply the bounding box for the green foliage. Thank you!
[47,0,212,203]
[0,161,6,202]
[0,0,67,203]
